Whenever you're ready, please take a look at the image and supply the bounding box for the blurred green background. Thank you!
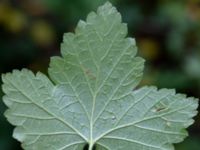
[0,0,200,149]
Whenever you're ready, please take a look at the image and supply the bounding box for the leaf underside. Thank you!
[1,2,198,150]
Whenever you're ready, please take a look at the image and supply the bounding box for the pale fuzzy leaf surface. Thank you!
[1,2,199,150]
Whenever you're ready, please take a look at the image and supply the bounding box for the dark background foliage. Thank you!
[0,0,200,149]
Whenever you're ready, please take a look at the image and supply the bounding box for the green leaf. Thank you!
[1,2,198,150]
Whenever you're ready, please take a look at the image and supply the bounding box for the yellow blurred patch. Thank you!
[6,10,27,33]
[30,20,55,46]
[0,2,27,33]
[138,38,160,60]
[187,0,200,20]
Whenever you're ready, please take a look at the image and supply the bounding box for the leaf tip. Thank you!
[2,95,12,108]
[13,127,26,142]
[1,72,11,83]
[97,1,117,16]
[86,11,97,23]
[76,20,87,33]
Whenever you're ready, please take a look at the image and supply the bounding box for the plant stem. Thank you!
[89,142,93,150]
